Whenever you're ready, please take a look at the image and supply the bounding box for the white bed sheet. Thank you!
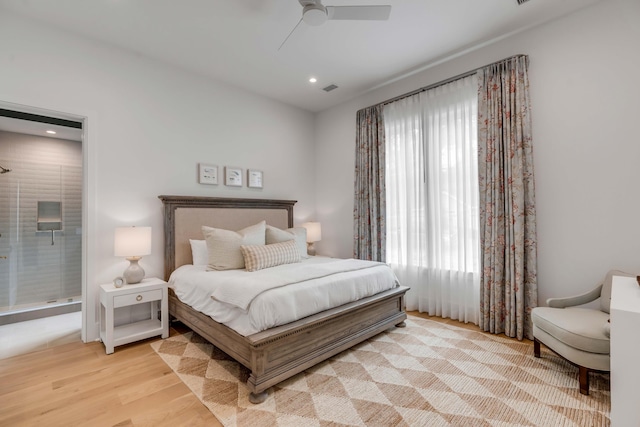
[168,257,399,336]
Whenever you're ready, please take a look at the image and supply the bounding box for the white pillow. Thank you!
[241,240,301,272]
[189,239,208,266]
[265,225,309,259]
[202,221,266,271]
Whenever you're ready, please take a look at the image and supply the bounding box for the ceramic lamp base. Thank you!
[123,257,145,284]
[307,242,316,256]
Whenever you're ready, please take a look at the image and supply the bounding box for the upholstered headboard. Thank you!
[158,196,296,280]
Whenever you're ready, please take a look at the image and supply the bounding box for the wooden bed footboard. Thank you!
[169,285,409,403]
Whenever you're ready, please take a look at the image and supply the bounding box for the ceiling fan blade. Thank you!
[326,5,391,21]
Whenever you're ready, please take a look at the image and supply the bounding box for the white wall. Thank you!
[315,0,640,305]
[0,11,316,340]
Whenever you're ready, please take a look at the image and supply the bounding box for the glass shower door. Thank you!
[0,161,82,317]
[0,160,13,312]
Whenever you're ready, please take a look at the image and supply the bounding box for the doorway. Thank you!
[0,107,85,353]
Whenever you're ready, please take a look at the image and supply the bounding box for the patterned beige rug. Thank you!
[151,316,610,426]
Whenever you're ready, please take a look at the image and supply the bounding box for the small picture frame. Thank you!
[248,169,263,189]
[225,166,243,187]
[198,163,218,185]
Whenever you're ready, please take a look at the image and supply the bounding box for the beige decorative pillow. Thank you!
[202,221,266,271]
[241,239,301,272]
[265,225,309,259]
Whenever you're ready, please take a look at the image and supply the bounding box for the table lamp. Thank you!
[114,226,151,284]
[302,222,321,256]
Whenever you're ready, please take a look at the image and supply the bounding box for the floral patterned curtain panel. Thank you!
[353,105,386,262]
[477,55,538,340]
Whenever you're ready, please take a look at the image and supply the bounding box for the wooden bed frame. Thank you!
[159,195,408,403]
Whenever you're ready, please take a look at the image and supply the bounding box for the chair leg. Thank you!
[534,338,541,358]
[533,337,591,395]
[579,366,589,395]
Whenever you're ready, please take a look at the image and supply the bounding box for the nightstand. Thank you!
[99,277,169,354]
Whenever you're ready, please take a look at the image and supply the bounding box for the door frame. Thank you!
[0,99,94,343]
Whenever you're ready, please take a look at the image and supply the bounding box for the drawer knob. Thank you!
[136,295,143,301]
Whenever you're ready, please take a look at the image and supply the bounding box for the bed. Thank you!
[159,195,408,403]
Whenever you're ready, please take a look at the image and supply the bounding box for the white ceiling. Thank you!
[1,0,600,113]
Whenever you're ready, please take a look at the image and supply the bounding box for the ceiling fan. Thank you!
[279,0,392,50]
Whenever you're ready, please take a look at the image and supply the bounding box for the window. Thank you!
[383,75,479,323]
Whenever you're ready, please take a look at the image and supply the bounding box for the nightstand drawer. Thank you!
[114,289,162,308]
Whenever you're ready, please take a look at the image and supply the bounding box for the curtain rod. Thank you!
[368,54,527,109]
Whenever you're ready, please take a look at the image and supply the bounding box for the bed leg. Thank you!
[395,321,406,328]
[248,389,269,404]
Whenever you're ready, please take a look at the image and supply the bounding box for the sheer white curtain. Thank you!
[384,75,480,324]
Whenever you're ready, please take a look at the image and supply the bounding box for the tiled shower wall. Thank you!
[0,130,82,310]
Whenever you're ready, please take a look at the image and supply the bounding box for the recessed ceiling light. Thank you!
[46,130,57,134]
[309,77,317,83]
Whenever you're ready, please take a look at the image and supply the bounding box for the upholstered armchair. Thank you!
[531,269,634,395]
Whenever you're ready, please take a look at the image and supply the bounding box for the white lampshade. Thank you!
[114,226,151,285]
[114,226,152,257]
[302,222,322,243]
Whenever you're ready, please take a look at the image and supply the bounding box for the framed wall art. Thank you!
[198,163,218,185]
[225,166,243,187]
[247,169,263,189]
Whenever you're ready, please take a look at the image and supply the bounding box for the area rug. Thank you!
[151,316,610,426]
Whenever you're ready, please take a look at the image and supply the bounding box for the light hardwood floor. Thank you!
[0,323,220,427]
[0,313,526,426]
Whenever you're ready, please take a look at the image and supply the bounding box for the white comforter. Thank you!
[169,257,399,336]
